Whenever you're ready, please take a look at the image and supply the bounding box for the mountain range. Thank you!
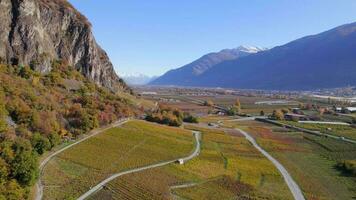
[150,22,356,90]
[122,73,158,85]
[150,46,267,86]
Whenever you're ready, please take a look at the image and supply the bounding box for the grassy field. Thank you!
[42,120,194,200]
[281,121,356,140]
[227,120,356,200]
[89,125,293,200]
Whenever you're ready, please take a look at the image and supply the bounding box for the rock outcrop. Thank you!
[0,0,128,91]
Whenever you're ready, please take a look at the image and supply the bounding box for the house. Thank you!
[284,113,308,121]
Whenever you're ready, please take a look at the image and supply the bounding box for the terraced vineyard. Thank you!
[41,120,194,200]
[228,120,356,200]
[89,125,293,200]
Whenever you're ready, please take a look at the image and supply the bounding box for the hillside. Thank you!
[0,1,139,198]
[0,0,127,91]
[152,22,356,90]
[150,46,266,86]
[0,61,138,199]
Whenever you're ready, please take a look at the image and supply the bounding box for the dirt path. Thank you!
[77,131,201,200]
[236,128,305,200]
[34,118,130,200]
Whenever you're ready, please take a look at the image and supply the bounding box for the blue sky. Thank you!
[69,0,356,76]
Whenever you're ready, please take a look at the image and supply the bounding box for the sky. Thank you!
[68,0,356,76]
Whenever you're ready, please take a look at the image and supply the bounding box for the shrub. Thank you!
[183,113,199,123]
[337,160,356,176]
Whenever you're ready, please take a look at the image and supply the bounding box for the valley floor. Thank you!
[40,118,356,200]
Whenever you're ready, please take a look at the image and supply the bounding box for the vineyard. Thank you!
[41,120,194,199]
[282,121,356,140]
[230,120,356,200]
[89,125,293,200]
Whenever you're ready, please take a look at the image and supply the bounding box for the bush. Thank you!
[227,106,240,116]
[183,113,199,123]
[337,160,356,176]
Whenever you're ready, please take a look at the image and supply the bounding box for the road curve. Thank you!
[236,128,305,200]
[35,118,130,200]
[77,131,201,200]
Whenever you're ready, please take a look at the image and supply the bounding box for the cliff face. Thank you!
[0,0,128,91]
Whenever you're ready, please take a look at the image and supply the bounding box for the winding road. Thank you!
[236,128,305,200]
[35,118,130,200]
[77,131,201,200]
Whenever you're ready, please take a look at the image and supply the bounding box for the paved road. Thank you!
[35,118,130,200]
[236,128,305,200]
[77,131,201,200]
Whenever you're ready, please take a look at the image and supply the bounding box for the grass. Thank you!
[227,120,356,200]
[42,120,194,200]
[90,125,293,200]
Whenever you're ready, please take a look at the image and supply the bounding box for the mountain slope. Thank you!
[0,0,127,91]
[150,46,266,86]
[152,22,356,90]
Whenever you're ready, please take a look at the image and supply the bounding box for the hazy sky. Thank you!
[69,0,356,76]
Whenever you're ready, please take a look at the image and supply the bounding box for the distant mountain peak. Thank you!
[236,45,268,53]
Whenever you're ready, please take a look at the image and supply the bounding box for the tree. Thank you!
[18,66,33,79]
[11,139,38,186]
[203,100,214,107]
[235,98,241,110]
[0,158,9,185]
[48,133,61,148]
[30,133,51,155]
[260,110,265,116]
[271,110,284,120]
[227,106,240,116]
[0,179,25,200]
[0,90,7,133]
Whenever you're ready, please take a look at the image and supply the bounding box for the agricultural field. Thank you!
[89,125,293,200]
[41,120,194,200]
[282,121,356,140]
[227,120,356,200]
[190,95,299,115]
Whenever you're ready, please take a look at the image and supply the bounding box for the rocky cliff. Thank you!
[0,0,128,91]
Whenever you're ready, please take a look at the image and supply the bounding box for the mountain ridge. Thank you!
[151,22,356,90]
[150,46,266,86]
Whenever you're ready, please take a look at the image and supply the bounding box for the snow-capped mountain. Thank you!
[150,45,266,85]
[153,22,356,90]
